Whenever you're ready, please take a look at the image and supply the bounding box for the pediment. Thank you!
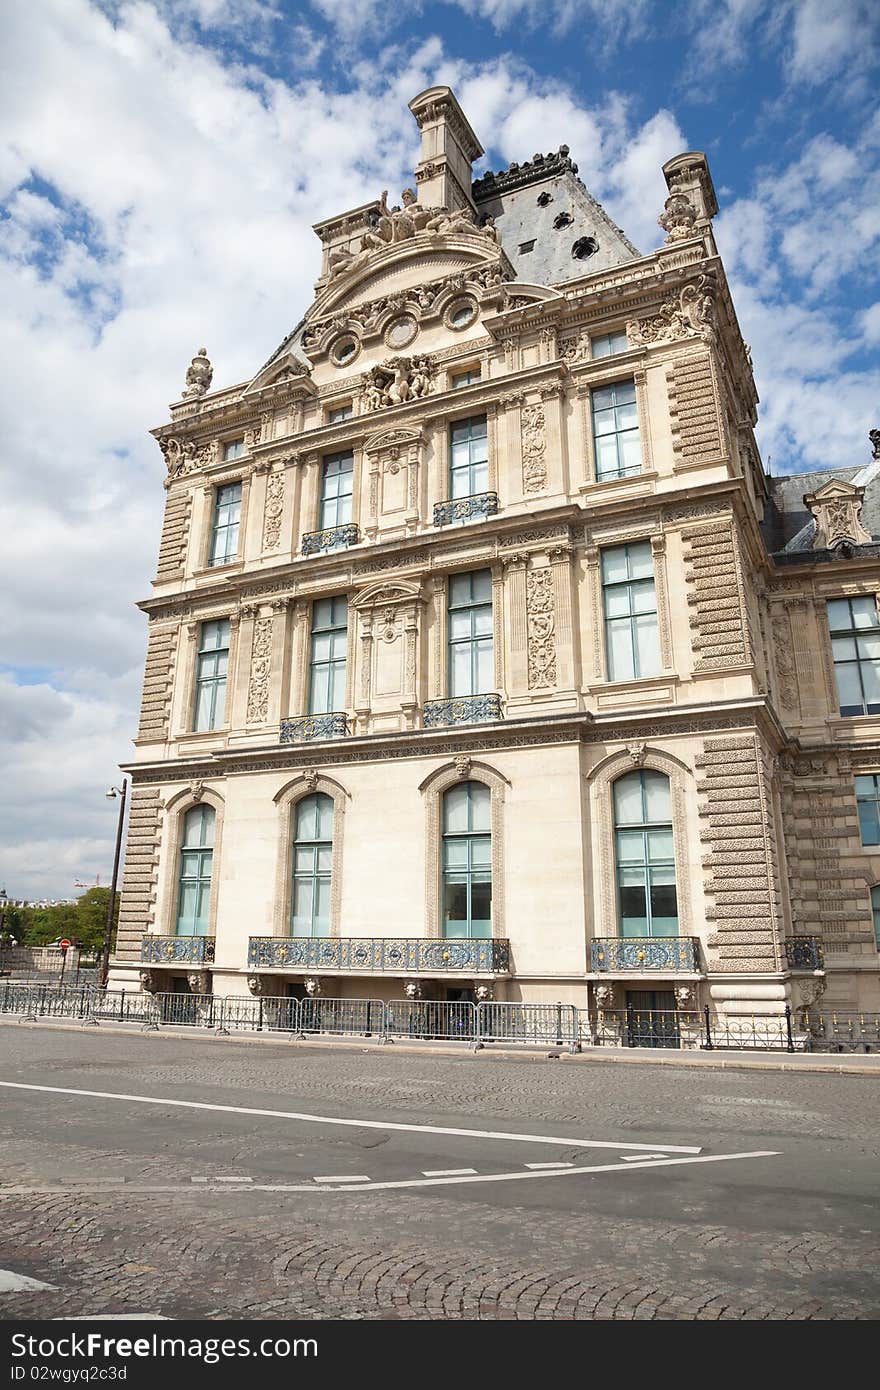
[804,479,863,503]
[244,346,312,395]
[364,426,424,455]
[804,477,872,549]
[351,579,425,609]
[311,233,512,321]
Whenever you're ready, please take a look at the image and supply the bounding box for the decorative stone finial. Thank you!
[870,428,880,461]
[181,347,213,400]
[659,190,698,243]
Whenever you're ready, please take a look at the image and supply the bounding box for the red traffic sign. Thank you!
[59,939,71,951]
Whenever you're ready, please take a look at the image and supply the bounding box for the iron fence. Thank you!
[385,999,477,1041]
[0,984,878,1057]
[479,1001,580,1048]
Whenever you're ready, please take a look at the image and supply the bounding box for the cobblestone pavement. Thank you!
[1,1027,878,1320]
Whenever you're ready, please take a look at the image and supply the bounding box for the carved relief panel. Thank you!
[363,427,424,538]
[351,581,426,731]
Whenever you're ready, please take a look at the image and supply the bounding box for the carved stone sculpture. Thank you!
[870,428,880,461]
[364,355,435,410]
[659,191,698,243]
[403,979,423,999]
[326,188,501,282]
[303,976,322,997]
[139,970,160,994]
[181,348,213,400]
[627,275,715,345]
[803,479,872,550]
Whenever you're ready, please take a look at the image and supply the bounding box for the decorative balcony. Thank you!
[140,935,215,965]
[433,492,499,527]
[784,936,825,970]
[248,936,511,975]
[280,712,347,743]
[591,937,700,973]
[301,523,359,556]
[423,694,503,728]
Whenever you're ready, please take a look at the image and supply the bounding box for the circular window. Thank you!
[384,314,418,350]
[553,210,573,229]
[572,236,599,260]
[537,190,553,207]
[330,335,360,367]
[446,298,477,331]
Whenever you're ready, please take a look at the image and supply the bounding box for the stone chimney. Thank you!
[408,86,484,215]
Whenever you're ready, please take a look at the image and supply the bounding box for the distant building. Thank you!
[112,86,879,1022]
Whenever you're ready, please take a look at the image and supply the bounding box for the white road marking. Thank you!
[525,1161,574,1170]
[422,1168,477,1177]
[621,1153,668,1162]
[0,1150,780,1198]
[215,1176,252,1184]
[0,1268,58,1293]
[0,1080,703,1155]
[313,1174,371,1184]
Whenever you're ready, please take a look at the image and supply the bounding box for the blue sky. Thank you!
[1,0,878,899]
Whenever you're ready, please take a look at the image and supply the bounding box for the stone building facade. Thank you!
[111,86,880,1020]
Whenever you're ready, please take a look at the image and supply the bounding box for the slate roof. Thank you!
[762,459,880,559]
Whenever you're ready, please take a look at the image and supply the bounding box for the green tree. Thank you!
[73,886,118,953]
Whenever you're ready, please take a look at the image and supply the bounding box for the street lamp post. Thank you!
[100,780,127,988]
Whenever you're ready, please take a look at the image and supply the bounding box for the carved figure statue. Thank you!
[181,348,213,400]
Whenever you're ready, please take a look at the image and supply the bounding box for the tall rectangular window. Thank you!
[209,482,241,566]
[856,775,880,845]
[828,596,880,716]
[309,597,348,714]
[592,379,640,480]
[193,620,229,731]
[602,542,659,681]
[222,439,244,461]
[449,416,488,498]
[591,330,628,358]
[872,886,880,949]
[448,570,493,696]
[320,451,353,529]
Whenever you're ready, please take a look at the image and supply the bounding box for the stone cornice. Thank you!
[121,698,781,786]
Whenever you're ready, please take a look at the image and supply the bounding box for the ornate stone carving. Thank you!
[674,984,696,1009]
[771,614,797,710]
[326,188,501,282]
[262,469,284,551]
[181,348,213,400]
[403,979,423,999]
[247,975,266,996]
[474,982,494,1002]
[870,427,880,461]
[364,355,435,411]
[246,617,273,724]
[187,970,210,995]
[627,275,715,345]
[159,435,215,481]
[626,743,647,767]
[303,976,323,997]
[454,755,472,780]
[658,191,698,243]
[302,769,319,793]
[594,983,617,1014]
[521,403,548,494]
[139,970,160,994]
[526,567,556,689]
[803,479,872,550]
[189,781,204,804]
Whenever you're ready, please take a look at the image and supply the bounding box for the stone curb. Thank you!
[2,1015,878,1076]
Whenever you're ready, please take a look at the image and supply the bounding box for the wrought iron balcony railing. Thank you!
[784,936,825,970]
[280,712,347,743]
[591,937,700,973]
[301,523,359,556]
[433,492,499,527]
[423,693,503,728]
[140,935,215,965]
[248,936,511,974]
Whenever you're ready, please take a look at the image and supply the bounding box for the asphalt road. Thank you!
[0,1023,878,1320]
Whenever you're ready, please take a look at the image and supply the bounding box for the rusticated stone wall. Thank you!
[780,759,875,951]
[697,734,783,971]
[115,786,162,962]
[683,520,752,670]
[136,626,175,741]
[667,352,724,468]
[156,487,191,581]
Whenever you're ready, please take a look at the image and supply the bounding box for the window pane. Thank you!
[314,877,331,933]
[471,569,492,602]
[603,585,631,618]
[647,828,675,862]
[613,773,644,826]
[309,665,330,714]
[616,829,645,863]
[607,619,635,680]
[850,596,878,628]
[592,406,618,437]
[858,801,880,846]
[826,598,851,630]
[601,546,629,585]
[449,610,474,641]
[475,639,494,694]
[470,880,492,933]
[294,846,315,873]
[443,840,469,869]
[643,770,672,821]
[450,642,473,696]
[591,386,615,413]
[835,662,863,713]
[292,879,315,936]
[443,784,470,833]
[634,613,660,676]
[470,835,491,869]
[619,432,642,474]
[595,436,620,478]
[861,658,880,707]
[469,783,491,831]
[626,543,653,580]
[443,880,468,925]
[630,579,657,615]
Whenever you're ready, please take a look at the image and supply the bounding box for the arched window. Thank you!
[292,794,333,938]
[613,770,678,938]
[176,805,215,937]
[442,781,491,939]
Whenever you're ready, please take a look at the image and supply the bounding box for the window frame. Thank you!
[448,415,488,500]
[441,780,492,939]
[290,793,334,939]
[612,769,679,939]
[209,481,242,567]
[193,619,230,732]
[590,330,629,359]
[447,569,494,698]
[856,774,880,846]
[601,541,660,682]
[591,378,641,481]
[308,596,348,715]
[828,595,880,717]
[175,804,215,937]
[319,450,354,530]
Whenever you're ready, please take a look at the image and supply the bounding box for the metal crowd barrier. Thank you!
[2,983,878,1055]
